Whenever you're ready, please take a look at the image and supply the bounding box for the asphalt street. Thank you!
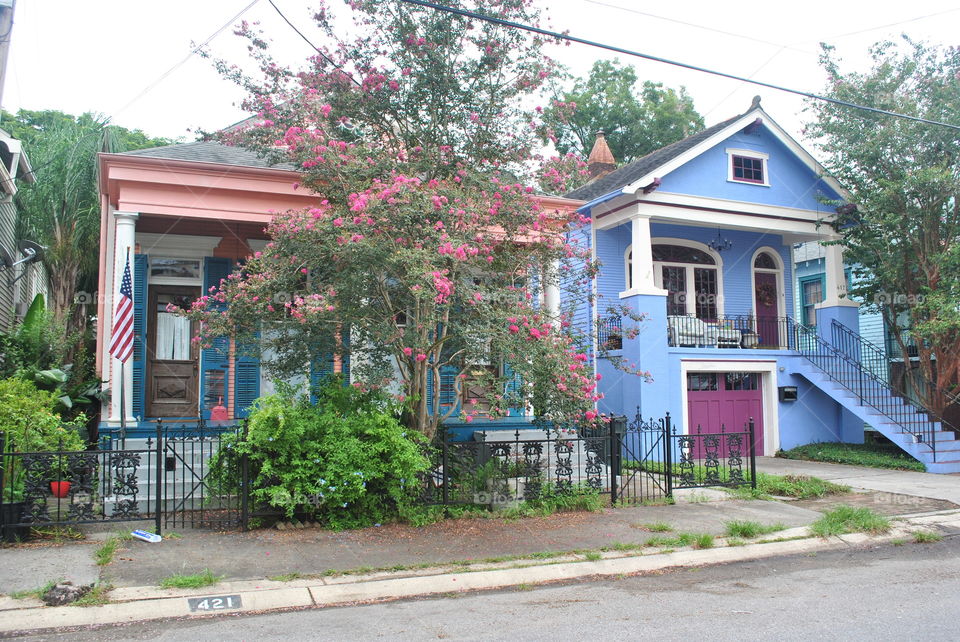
[18,532,960,641]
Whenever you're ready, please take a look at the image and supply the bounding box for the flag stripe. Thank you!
[109,255,135,363]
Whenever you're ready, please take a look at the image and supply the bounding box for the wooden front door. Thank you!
[753,271,780,348]
[146,286,200,418]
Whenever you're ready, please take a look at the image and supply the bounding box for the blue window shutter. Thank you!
[234,338,260,418]
[309,353,335,403]
[201,257,232,419]
[503,362,523,417]
[131,254,148,419]
[439,365,458,408]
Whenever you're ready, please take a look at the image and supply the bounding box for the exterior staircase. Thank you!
[789,319,960,474]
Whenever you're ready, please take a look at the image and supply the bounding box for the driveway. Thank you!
[757,456,960,505]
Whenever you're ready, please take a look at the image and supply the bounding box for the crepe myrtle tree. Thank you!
[187,0,617,439]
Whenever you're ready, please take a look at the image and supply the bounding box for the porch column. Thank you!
[543,259,560,323]
[816,241,859,339]
[621,214,667,298]
[109,211,139,423]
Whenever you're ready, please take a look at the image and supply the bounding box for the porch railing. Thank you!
[667,314,790,349]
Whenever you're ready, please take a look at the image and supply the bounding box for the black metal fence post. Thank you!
[441,434,449,506]
[0,431,5,538]
[748,417,757,489]
[608,417,620,505]
[155,419,163,535]
[664,412,673,497]
[240,452,250,532]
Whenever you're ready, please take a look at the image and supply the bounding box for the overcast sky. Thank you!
[5,0,958,148]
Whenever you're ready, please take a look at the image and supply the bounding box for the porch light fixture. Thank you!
[707,230,732,253]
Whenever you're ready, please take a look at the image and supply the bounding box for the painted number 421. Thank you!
[188,595,242,612]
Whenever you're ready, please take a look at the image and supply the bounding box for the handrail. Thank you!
[787,317,937,461]
[832,318,960,430]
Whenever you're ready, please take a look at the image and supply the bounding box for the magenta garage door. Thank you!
[686,372,764,454]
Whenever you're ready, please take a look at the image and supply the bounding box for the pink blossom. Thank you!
[403,347,413,356]
[415,353,427,362]
[333,217,344,227]
[585,410,597,421]
[509,324,519,333]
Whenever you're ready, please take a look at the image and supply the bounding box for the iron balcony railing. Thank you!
[786,317,938,461]
[666,314,791,349]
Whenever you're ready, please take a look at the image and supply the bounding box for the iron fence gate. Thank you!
[0,420,248,542]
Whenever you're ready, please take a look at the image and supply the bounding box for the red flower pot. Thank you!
[50,481,71,498]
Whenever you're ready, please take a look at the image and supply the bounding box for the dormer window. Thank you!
[726,148,769,186]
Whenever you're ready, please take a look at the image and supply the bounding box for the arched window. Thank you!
[754,252,777,270]
[643,241,722,320]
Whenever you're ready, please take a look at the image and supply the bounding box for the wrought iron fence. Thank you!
[667,314,789,349]
[420,426,615,508]
[422,414,756,509]
[0,433,160,542]
[0,419,247,542]
[598,315,623,351]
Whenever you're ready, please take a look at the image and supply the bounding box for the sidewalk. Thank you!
[2,458,960,635]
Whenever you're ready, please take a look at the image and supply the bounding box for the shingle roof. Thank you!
[564,112,746,202]
[122,140,296,171]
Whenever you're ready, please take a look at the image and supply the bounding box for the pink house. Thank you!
[96,141,578,434]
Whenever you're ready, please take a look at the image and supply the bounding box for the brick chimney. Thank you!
[587,130,616,179]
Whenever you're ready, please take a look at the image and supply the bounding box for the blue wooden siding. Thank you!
[658,124,843,210]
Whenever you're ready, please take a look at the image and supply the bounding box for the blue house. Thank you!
[562,97,960,473]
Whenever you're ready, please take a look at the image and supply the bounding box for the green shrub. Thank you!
[0,377,86,501]
[223,379,430,530]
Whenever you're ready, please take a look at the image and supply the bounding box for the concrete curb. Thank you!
[5,513,951,636]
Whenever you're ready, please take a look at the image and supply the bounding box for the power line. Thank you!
[266,0,361,86]
[111,0,263,120]
[582,0,816,57]
[399,0,960,133]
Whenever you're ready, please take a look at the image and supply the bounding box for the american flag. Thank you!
[108,254,134,362]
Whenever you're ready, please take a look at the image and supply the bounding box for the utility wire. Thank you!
[399,0,960,133]
[266,0,361,86]
[111,0,263,120]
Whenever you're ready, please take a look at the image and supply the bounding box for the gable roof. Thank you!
[564,99,849,205]
[123,140,296,171]
[565,113,744,202]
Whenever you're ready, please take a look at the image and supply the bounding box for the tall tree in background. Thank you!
[806,38,960,420]
[2,109,170,330]
[541,59,704,165]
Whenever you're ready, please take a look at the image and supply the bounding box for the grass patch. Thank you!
[912,530,943,543]
[9,579,61,601]
[692,533,714,549]
[891,538,906,546]
[724,520,786,538]
[268,572,310,582]
[159,569,223,590]
[726,537,746,547]
[515,583,533,591]
[643,532,706,548]
[583,551,602,561]
[810,505,890,537]
[94,532,132,567]
[71,583,113,607]
[729,473,851,500]
[635,521,673,532]
[780,442,926,472]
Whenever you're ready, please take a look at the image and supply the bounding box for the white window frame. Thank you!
[629,238,725,318]
[726,148,770,187]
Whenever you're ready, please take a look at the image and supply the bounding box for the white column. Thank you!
[109,211,139,423]
[543,259,561,323]
[621,214,667,298]
[821,242,858,308]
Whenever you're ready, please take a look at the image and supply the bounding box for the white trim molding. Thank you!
[679,359,779,456]
[136,232,222,259]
